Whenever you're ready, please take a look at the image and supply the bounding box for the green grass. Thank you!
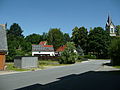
[114,66,120,69]
[6,63,30,71]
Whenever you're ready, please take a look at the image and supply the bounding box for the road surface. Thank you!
[0,60,120,90]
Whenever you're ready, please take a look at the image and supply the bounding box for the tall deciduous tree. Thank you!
[71,26,88,54]
[88,27,111,58]
[25,33,42,44]
[7,23,31,61]
[7,23,23,37]
[63,33,71,44]
[47,28,64,50]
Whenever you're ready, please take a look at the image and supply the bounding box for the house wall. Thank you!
[32,51,55,56]
[0,53,5,70]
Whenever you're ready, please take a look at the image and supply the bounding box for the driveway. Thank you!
[0,60,120,90]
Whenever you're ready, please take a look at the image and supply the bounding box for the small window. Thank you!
[111,28,113,33]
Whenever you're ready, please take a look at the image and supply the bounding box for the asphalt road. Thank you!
[0,60,120,90]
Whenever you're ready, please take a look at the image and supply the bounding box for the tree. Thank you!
[6,23,32,61]
[88,27,111,58]
[47,28,64,50]
[7,23,23,37]
[59,42,77,64]
[76,45,84,56]
[25,33,42,44]
[42,32,48,41]
[116,25,120,36]
[71,26,88,54]
[109,38,120,65]
[63,33,71,44]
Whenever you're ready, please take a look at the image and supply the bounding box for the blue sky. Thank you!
[0,0,120,36]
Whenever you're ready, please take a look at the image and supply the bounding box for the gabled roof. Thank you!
[0,24,8,53]
[106,15,115,27]
[32,45,54,52]
[39,41,47,45]
[56,45,66,52]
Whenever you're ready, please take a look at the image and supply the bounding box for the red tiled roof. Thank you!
[56,45,66,52]
[43,45,53,47]
[39,41,47,45]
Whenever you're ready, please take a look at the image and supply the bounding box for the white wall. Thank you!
[32,51,55,56]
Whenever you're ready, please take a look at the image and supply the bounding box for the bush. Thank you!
[59,42,77,64]
[83,54,96,59]
[109,39,120,65]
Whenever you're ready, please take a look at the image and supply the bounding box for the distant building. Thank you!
[56,45,66,56]
[32,41,55,56]
[0,24,8,70]
[105,15,116,36]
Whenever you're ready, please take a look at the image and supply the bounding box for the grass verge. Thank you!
[6,63,30,71]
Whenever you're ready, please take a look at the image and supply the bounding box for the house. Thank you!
[105,15,116,36]
[56,45,77,56]
[32,41,55,56]
[0,24,8,70]
[56,45,66,56]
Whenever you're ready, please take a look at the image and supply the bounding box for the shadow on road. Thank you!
[15,70,120,90]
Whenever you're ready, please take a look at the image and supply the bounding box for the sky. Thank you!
[0,0,120,36]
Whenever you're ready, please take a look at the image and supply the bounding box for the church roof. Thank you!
[106,15,115,27]
[0,24,8,53]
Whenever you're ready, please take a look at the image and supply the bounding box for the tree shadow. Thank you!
[15,70,120,90]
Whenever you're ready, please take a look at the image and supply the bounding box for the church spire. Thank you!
[105,14,116,36]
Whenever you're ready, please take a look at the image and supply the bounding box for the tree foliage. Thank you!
[71,26,88,54]
[109,38,120,65]
[47,28,64,50]
[116,25,120,36]
[6,23,31,61]
[63,33,71,44]
[25,33,42,44]
[88,27,111,58]
[59,42,77,64]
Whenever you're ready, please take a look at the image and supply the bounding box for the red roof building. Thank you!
[56,45,66,52]
[39,41,47,45]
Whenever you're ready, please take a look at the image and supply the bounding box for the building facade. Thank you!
[32,41,55,56]
[0,24,8,70]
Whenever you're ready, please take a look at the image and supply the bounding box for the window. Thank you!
[111,28,113,33]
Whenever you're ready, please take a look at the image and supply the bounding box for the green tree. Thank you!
[71,26,88,54]
[116,25,120,36]
[6,23,31,61]
[47,28,64,50]
[59,42,77,64]
[42,32,48,41]
[7,23,23,37]
[109,38,120,65]
[63,33,71,44]
[88,27,111,58]
[25,33,42,44]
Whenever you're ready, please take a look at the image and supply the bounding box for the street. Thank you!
[0,60,120,90]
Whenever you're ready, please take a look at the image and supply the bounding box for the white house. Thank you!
[32,41,55,56]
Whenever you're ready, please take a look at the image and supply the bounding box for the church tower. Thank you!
[105,15,116,36]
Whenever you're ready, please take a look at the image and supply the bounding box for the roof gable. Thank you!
[56,45,66,52]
